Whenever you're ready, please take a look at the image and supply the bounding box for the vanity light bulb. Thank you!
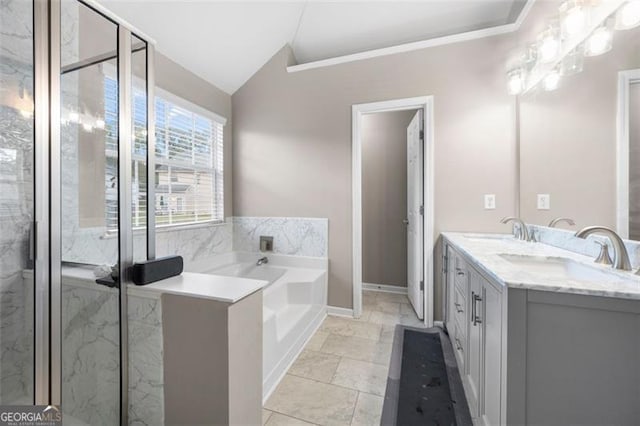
[82,122,93,132]
[562,5,587,36]
[616,1,640,30]
[95,119,105,129]
[585,26,612,56]
[539,35,560,63]
[508,71,524,95]
[543,71,561,91]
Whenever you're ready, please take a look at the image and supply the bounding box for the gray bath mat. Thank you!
[381,326,472,426]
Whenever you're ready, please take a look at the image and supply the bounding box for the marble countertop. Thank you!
[443,232,640,301]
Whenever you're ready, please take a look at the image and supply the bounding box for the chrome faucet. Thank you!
[256,256,269,266]
[500,217,529,241]
[548,217,576,227]
[574,226,632,271]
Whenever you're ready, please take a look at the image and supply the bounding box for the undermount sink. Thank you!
[498,254,616,283]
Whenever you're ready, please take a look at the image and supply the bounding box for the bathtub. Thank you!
[194,252,328,400]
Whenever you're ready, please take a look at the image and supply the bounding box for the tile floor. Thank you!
[263,290,425,426]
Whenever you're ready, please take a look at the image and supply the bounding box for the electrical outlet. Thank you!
[537,194,551,210]
[484,194,496,210]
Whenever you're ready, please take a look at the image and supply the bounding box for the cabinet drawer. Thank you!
[454,255,469,296]
[453,321,466,373]
[453,285,468,335]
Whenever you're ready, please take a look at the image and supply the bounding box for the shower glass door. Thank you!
[57,1,121,423]
[0,0,35,406]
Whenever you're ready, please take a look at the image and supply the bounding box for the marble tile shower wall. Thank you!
[0,0,35,403]
[232,217,329,258]
[531,225,640,269]
[61,279,164,425]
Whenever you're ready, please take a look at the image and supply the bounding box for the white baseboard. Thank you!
[327,306,354,317]
[363,282,408,294]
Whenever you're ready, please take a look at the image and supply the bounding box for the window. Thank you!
[104,76,225,230]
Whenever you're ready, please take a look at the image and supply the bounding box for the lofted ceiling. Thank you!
[98,0,528,94]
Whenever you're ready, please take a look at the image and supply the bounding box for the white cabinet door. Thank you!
[481,280,503,426]
[466,269,482,418]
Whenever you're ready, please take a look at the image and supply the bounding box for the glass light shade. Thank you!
[615,1,640,30]
[561,46,585,75]
[585,25,613,56]
[537,23,561,63]
[543,70,561,91]
[507,69,525,95]
[560,0,589,38]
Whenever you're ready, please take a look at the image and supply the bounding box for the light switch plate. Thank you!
[484,194,496,210]
[537,194,551,210]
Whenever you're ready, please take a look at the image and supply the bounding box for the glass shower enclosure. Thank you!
[0,0,155,423]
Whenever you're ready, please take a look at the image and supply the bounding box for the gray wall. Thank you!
[362,110,416,288]
[232,33,519,311]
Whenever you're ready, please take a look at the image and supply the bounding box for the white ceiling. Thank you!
[98,1,527,94]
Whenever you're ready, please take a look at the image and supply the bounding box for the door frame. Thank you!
[351,96,435,327]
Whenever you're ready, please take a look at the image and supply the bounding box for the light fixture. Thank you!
[585,24,613,56]
[561,46,585,75]
[560,0,589,38]
[537,22,561,63]
[82,122,93,132]
[615,0,640,30]
[543,69,562,91]
[95,119,106,130]
[508,68,525,95]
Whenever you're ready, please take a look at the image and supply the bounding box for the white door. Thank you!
[406,110,424,319]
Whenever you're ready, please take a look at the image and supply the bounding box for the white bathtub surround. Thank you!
[63,219,233,268]
[232,217,328,257]
[444,233,640,300]
[530,224,640,269]
[197,252,329,402]
[156,220,233,269]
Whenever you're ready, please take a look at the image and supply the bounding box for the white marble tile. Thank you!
[320,334,391,366]
[331,358,388,396]
[233,217,328,257]
[320,316,382,341]
[351,392,384,426]
[288,350,341,383]
[265,375,357,426]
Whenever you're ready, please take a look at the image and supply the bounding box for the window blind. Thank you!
[104,76,224,230]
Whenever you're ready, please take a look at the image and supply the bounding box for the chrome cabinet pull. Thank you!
[473,293,483,326]
[455,338,463,352]
[471,291,476,322]
[454,302,463,313]
[456,268,465,276]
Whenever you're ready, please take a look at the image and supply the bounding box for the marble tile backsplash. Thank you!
[530,225,640,269]
[232,217,329,258]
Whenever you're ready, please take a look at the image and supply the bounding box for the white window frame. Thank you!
[101,66,227,234]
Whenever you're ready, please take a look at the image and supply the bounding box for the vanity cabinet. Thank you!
[444,235,640,425]
[446,248,504,425]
